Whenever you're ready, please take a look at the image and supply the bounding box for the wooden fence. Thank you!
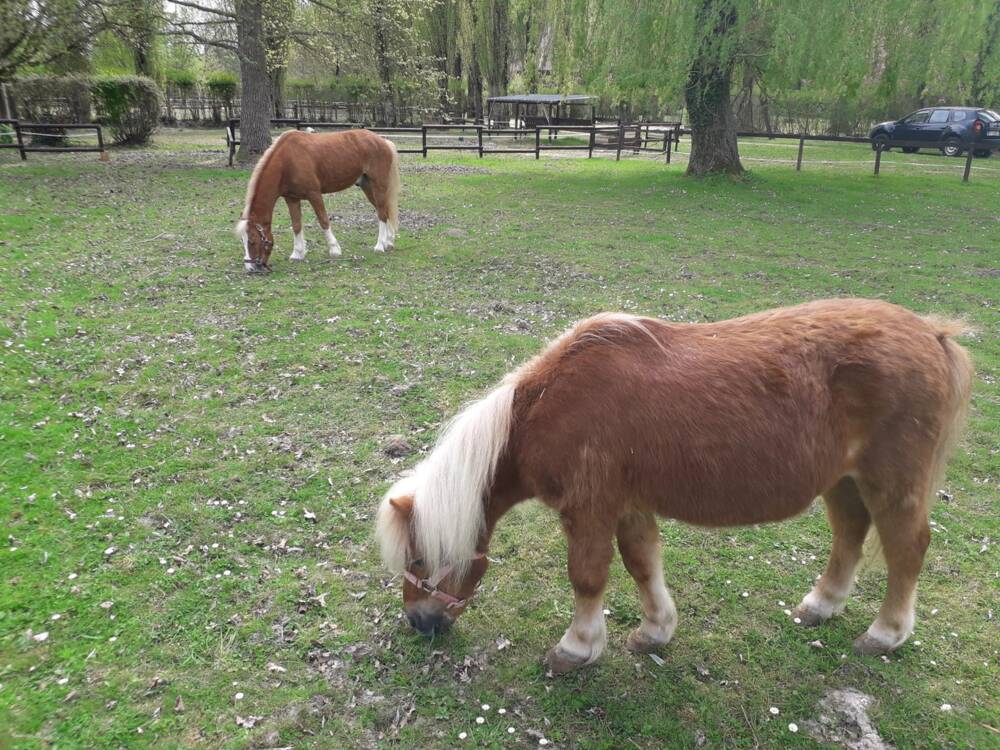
[0,119,107,161]
[226,119,682,166]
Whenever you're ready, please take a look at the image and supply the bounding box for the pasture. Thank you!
[1,132,997,749]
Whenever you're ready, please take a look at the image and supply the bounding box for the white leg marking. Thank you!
[798,582,851,620]
[864,608,915,651]
[325,227,341,257]
[385,221,396,249]
[374,221,387,252]
[290,230,307,260]
[242,234,255,272]
[556,597,607,664]
[636,566,678,645]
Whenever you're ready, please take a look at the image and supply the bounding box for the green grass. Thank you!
[0,132,997,749]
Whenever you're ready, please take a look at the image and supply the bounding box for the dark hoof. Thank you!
[544,646,592,676]
[791,605,828,627]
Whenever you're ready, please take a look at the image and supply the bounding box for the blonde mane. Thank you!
[377,380,517,579]
[234,130,293,239]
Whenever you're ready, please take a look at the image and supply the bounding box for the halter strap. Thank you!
[403,553,486,610]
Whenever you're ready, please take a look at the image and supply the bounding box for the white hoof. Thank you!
[244,262,257,272]
[289,252,305,261]
[373,244,386,253]
[329,245,342,258]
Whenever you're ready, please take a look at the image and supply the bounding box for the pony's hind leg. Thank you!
[545,508,615,675]
[853,492,930,655]
[793,477,871,626]
[306,192,341,257]
[359,177,394,252]
[286,198,306,260]
[617,510,677,653]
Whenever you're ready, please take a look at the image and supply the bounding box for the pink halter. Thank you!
[403,553,486,610]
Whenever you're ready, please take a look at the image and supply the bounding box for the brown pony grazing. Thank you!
[376,298,972,675]
[235,128,400,272]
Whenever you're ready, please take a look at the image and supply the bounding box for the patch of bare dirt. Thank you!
[804,688,894,750]
[400,161,490,175]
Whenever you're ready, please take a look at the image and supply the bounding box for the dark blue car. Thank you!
[869,106,1000,157]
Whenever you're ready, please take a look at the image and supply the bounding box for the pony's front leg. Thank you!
[617,511,677,653]
[286,198,307,260]
[306,193,341,257]
[545,510,615,676]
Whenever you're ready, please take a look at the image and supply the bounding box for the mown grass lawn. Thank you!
[0,133,997,749]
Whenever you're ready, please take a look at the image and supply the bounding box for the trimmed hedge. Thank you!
[12,74,163,146]
[91,76,162,146]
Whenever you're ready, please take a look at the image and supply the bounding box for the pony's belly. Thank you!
[654,486,820,528]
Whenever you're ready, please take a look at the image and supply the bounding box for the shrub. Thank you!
[0,123,13,145]
[91,75,163,146]
[206,71,238,102]
[12,74,93,123]
[165,69,199,90]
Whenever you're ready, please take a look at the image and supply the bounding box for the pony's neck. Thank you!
[247,165,281,226]
[477,455,530,554]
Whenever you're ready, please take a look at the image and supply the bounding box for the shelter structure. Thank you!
[486,94,596,129]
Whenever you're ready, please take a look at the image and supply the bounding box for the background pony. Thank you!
[376,299,972,675]
[235,129,400,272]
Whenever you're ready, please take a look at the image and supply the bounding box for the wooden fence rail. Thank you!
[0,119,107,161]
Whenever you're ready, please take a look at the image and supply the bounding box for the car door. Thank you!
[893,110,931,144]
[925,109,952,144]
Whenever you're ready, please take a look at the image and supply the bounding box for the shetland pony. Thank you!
[376,299,972,675]
[235,128,400,272]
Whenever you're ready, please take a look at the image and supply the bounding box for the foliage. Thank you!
[0,0,105,82]
[11,74,93,123]
[0,136,997,748]
[0,123,12,145]
[165,68,198,90]
[90,75,163,145]
[206,71,238,101]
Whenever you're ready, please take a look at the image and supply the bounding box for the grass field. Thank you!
[1,130,997,749]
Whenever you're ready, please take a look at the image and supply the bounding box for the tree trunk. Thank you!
[684,0,743,176]
[235,0,272,162]
[271,66,286,118]
[467,50,483,121]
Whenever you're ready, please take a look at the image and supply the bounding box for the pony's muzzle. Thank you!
[407,609,452,636]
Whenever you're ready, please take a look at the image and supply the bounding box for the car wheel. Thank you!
[941,138,963,157]
[901,146,918,154]
[871,134,890,152]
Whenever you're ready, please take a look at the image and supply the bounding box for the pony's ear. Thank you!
[389,494,414,517]
[376,490,415,573]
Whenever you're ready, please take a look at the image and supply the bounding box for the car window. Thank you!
[902,110,931,124]
[979,110,1000,122]
[929,110,950,123]
[949,110,969,122]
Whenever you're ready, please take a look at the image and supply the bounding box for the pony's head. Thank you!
[376,480,489,636]
[235,219,274,273]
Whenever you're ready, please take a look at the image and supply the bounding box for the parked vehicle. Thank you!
[869,107,1000,157]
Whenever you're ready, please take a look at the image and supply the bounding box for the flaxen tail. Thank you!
[927,319,974,501]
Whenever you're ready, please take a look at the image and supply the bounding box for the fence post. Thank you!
[962,145,974,182]
[796,136,804,171]
[14,120,26,161]
[535,127,540,159]
[228,118,238,167]
[616,123,623,161]
[421,126,427,158]
[874,143,882,175]
[665,130,671,164]
[477,125,483,158]
[674,127,681,152]
[588,127,595,158]
[97,125,108,162]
